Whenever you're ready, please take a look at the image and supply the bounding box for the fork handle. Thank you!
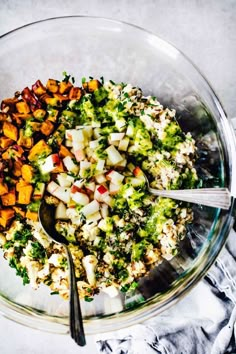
[66,248,86,346]
[148,187,231,210]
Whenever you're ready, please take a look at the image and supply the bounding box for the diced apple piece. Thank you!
[57,173,74,187]
[109,182,121,195]
[81,200,100,217]
[95,174,107,184]
[105,145,123,165]
[116,159,127,168]
[71,192,89,205]
[115,118,126,131]
[89,139,99,149]
[127,162,135,172]
[47,181,71,204]
[80,160,91,178]
[126,125,134,137]
[94,185,109,202]
[55,202,68,220]
[63,156,79,173]
[126,177,145,187]
[86,211,102,223]
[71,129,85,142]
[47,181,60,195]
[33,182,45,200]
[93,128,101,139]
[101,203,109,218]
[74,149,85,162]
[103,195,113,207]
[96,159,105,172]
[109,133,125,142]
[65,139,73,147]
[40,154,60,174]
[73,179,84,188]
[85,181,96,192]
[106,170,124,185]
[118,137,130,151]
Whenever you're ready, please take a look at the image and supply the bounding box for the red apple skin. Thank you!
[97,185,108,194]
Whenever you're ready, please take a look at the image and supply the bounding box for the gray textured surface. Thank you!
[0,1,235,353]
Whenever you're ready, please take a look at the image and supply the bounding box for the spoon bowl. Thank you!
[39,200,86,346]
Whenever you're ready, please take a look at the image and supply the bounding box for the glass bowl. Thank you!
[0,16,235,335]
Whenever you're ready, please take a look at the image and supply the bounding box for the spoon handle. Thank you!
[66,248,86,346]
[148,187,231,210]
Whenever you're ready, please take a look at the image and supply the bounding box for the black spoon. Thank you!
[39,200,86,346]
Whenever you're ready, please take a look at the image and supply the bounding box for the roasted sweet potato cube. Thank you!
[69,87,82,100]
[16,179,30,192]
[28,122,41,132]
[17,130,33,149]
[46,79,59,93]
[18,185,33,204]
[33,109,46,120]
[1,188,16,206]
[21,164,34,183]
[53,93,69,102]
[44,96,60,107]
[32,80,47,96]
[13,206,26,218]
[0,136,14,149]
[0,208,15,227]
[40,120,54,136]
[16,101,30,114]
[2,150,10,160]
[83,79,101,93]
[3,121,18,141]
[59,81,73,94]
[0,182,8,195]
[28,139,52,161]
[59,145,73,158]
[13,160,23,177]
[26,210,38,221]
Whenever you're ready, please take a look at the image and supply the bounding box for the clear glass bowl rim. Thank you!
[0,15,235,335]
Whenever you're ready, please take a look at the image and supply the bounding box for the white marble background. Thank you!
[0,1,235,353]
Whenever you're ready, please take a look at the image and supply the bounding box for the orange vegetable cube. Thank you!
[16,179,30,192]
[16,101,30,114]
[21,165,34,183]
[28,139,52,161]
[44,96,60,107]
[59,145,73,158]
[40,120,54,136]
[0,136,13,149]
[33,109,47,120]
[83,79,101,92]
[32,80,47,96]
[69,87,82,100]
[3,121,18,141]
[1,188,16,206]
[59,81,73,94]
[0,208,15,227]
[0,182,8,196]
[26,210,38,221]
[17,129,33,149]
[46,79,59,93]
[47,109,59,123]
[18,185,33,204]
[13,160,23,177]
[53,93,69,102]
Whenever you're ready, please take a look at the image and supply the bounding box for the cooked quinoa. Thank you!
[0,76,197,300]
